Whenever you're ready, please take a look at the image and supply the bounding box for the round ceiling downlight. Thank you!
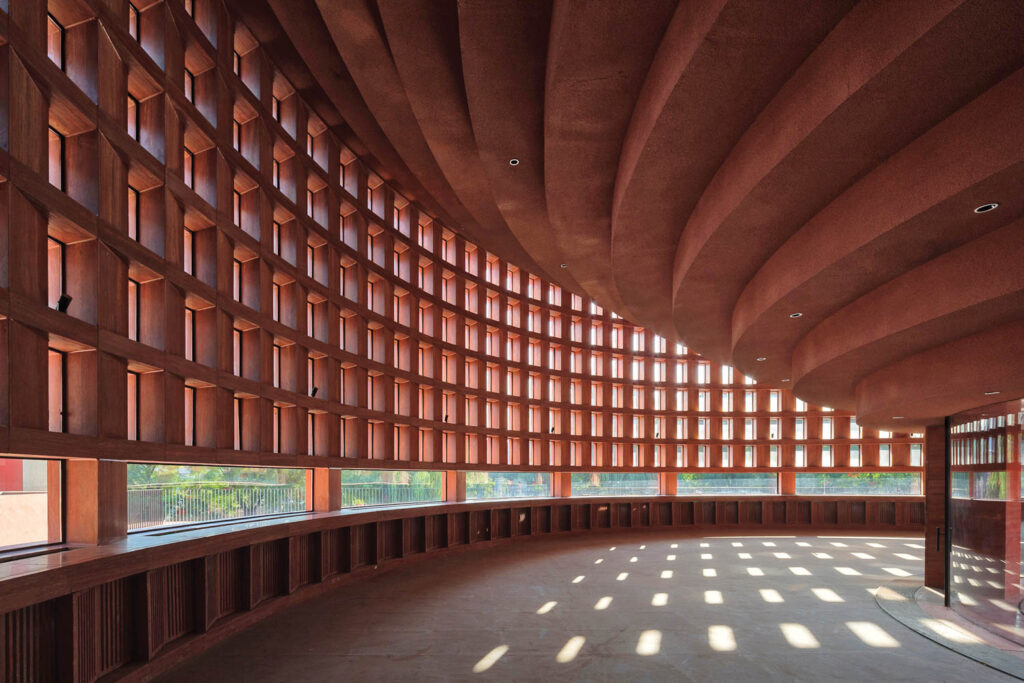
[974,203,999,213]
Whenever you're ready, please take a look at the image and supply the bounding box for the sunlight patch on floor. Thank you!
[537,601,557,614]
[556,636,586,663]
[780,623,820,649]
[708,625,737,652]
[846,622,900,648]
[473,645,509,673]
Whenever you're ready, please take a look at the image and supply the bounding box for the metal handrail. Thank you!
[128,483,306,531]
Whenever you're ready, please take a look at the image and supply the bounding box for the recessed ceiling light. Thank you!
[892,416,904,420]
[560,263,567,268]
[781,378,790,383]
[984,390,1000,396]
[756,357,767,362]
[509,158,520,166]
[974,203,998,213]
[789,312,803,318]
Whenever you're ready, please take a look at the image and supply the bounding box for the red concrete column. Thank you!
[659,472,677,495]
[444,471,466,502]
[552,472,572,497]
[779,472,795,495]
[312,468,341,511]
[924,424,946,590]
[65,459,127,545]
[47,460,61,543]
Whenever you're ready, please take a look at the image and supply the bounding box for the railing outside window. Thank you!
[128,482,306,530]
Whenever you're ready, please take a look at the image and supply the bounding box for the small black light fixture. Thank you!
[789,312,803,319]
[57,293,73,313]
[974,202,999,214]
[311,386,318,397]
[549,426,554,434]
[560,263,567,269]
[443,414,449,423]
[654,432,660,439]
[508,158,520,167]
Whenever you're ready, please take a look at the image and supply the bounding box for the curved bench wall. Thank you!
[0,495,924,682]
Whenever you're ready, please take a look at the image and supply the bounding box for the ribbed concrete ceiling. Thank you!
[258,0,1024,430]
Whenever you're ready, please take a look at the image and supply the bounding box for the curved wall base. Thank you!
[875,581,1024,680]
[0,495,924,682]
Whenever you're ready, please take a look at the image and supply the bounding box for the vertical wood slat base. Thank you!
[0,496,923,683]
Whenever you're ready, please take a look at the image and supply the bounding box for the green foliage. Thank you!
[128,464,305,486]
[794,472,920,494]
[951,472,970,498]
[569,472,658,495]
[978,471,1007,499]
[337,469,442,487]
[676,473,778,493]
[465,472,551,499]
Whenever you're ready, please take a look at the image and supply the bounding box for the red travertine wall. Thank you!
[924,424,945,590]
[0,0,921,480]
[286,2,1024,431]
[0,2,933,678]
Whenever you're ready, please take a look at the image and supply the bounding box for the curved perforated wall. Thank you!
[0,0,922,476]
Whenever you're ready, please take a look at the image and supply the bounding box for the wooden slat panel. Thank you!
[163,561,195,646]
[74,590,97,682]
[74,578,133,681]
[3,601,58,682]
[256,541,286,604]
[216,548,246,619]
[290,533,317,590]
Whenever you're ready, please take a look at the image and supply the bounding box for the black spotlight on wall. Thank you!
[57,294,73,313]
[311,386,318,397]
[443,414,449,423]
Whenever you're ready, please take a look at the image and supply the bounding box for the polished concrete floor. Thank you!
[157,531,1014,682]
[950,545,1024,647]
